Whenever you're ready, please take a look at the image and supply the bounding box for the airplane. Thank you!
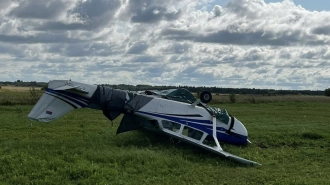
[27,80,260,165]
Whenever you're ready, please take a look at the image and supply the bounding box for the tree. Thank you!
[325,88,330,96]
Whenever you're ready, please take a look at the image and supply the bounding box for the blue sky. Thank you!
[265,0,330,11]
[1,0,330,90]
[215,0,330,11]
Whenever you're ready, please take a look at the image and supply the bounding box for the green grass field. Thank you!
[1,89,330,184]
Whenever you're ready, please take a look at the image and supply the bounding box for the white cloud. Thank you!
[0,0,329,90]
[9,0,66,19]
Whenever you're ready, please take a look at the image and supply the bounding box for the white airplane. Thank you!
[28,80,260,165]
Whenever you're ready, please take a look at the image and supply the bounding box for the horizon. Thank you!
[0,80,326,92]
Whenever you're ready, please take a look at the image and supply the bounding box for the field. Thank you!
[0,86,42,106]
[0,86,42,92]
[1,89,330,184]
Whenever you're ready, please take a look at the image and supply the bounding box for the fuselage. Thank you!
[132,96,248,145]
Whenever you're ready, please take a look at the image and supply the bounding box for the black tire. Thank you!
[200,91,212,103]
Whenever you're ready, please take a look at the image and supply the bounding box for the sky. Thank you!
[215,0,330,12]
[1,0,330,90]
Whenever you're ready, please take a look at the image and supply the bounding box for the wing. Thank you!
[160,124,261,165]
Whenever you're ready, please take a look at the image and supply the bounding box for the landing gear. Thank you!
[200,91,212,104]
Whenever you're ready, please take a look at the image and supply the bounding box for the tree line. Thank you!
[0,80,328,96]
[102,84,325,96]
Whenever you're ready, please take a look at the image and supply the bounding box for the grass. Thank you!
[1,89,330,184]
[1,102,330,184]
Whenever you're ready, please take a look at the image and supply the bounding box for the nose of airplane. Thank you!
[227,117,249,145]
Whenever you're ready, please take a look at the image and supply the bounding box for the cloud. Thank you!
[0,0,12,11]
[161,43,190,54]
[35,0,122,31]
[131,6,181,23]
[0,33,85,44]
[161,0,330,46]
[1,0,330,90]
[120,0,184,23]
[212,5,223,17]
[312,25,330,35]
[126,41,149,54]
[131,55,160,63]
[9,0,66,19]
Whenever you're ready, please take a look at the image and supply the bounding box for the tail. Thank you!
[27,80,97,122]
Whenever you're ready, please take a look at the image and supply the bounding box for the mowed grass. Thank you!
[1,102,330,184]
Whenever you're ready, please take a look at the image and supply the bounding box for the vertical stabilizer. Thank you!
[27,93,75,122]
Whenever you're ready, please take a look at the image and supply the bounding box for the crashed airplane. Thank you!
[28,80,260,165]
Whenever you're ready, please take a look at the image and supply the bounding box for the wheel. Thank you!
[200,91,212,103]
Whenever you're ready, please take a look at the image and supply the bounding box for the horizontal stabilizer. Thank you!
[54,85,88,94]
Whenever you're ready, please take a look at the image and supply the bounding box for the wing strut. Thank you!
[212,112,224,151]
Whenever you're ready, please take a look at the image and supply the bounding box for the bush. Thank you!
[325,88,330,96]
[29,87,38,98]
[29,87,40,104]
[229,93,236,103]
[249,97,256,104]
[41,84,48,91]
[0,100,13,106]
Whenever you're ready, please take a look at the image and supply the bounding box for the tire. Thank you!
[200,91,212,103]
